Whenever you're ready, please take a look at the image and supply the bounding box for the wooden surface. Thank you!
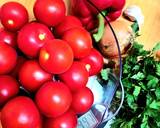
[0,0,160,49]
[126,0,160,49]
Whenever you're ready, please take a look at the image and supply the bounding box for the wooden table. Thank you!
[0,0,160,50]
[126,0,160,49]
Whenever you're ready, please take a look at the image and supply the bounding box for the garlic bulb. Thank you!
[123,5,144,30]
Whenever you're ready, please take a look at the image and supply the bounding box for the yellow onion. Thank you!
[99,19,134,58]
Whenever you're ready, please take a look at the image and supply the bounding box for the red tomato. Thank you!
[0,28,17,48]
[0,42,17,75]
[44,110,77,128]
[62,27,92,59]
[39,39,73,74]
[0,2,28,31]
[55,15,82,37]
[0,111,2,128]
[1,96,42,128]
[17,22,54,58]
[59,61,89,92]
[10,56,26,78]
[71,87,94,114]
[0,75,19,106]
[19,60,52,92]
[34,0,66,27]
[35,81,72,118]
[80,48,104,76]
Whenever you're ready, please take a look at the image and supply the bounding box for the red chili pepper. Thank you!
[70,0,125,30]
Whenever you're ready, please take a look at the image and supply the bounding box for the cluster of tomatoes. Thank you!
[0,0,104,128]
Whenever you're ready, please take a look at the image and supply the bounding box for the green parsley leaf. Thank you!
[156,63,160,76]
[155,88,160,100]
[100,68,110,80]
[111,42,160,128]
[133,86,141,100]
[131,22,139,34]
[146,75,159,88]
[131,72,145,81]
[149,100,160,110]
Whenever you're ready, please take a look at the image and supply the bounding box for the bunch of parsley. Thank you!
[111,42,160,128]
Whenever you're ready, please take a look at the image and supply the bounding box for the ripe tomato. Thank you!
[55,15,82,37]
[10,56,26,78]
[0,75,19,106]
[0,42,17,75]
[35,81,72,118]
[80,48,104,76]
[0,2,28,31]
[0,28,17,48]
[19,60,52,92]
[17,22,54,58]
[1,96,42,128]
[39,39,73,74]
[0,111,1,128]
[44,110,77,128]
[71,87,94,114]
[34,0,66,27]
[59,61,89,92]
[62,27,92,59]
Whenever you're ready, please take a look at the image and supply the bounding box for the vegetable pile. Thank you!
[111,42,160,128]
[0,0,107,127]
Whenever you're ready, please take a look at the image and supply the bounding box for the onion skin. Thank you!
[99,19,134,58]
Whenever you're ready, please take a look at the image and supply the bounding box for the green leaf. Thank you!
[132,65,140,71]
[141,121,150,128]
[156,63,160,76]
[141,115,149,128]
[131,72,145,81]
[123,63,131,74]
[126,94,137,111]
[149,100,160,110]
[146,94,153,106]
[131,22,139,34]
[100,68,110,80]
[152,42,160,52]
[133,86,141,99]
[147,75,159,88]
[155,88,160,100]
[111,119,124,128]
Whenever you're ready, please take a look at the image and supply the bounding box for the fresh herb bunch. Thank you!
[111,42,160,128]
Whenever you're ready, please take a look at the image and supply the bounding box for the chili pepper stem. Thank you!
[93,12,106,42]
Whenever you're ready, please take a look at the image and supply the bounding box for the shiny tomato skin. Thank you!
[44,110,78,128]
[0,28,17,48]
[80,48,104,76]
[0,2,28,31]
[0,75,19,106]
[0,42,17,75]
[34,0,66,27]
[35,81,72,118]
[17,22,54,58]
[55,15,82,37]
[39,39,73,74]
[71,87,94,114]
[19,60,52,92]
[1,96,42,128]
[62,27,92,59]
[59,61,89,92]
